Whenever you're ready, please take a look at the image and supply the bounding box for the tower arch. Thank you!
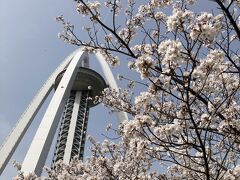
[0,48,128,176]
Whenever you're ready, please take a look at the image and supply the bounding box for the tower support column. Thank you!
[52,90,90,166]
[62,91,82,164]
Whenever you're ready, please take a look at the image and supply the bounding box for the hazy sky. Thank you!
[0,0,122,178]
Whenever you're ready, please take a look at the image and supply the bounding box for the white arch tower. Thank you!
[0,48,128,176]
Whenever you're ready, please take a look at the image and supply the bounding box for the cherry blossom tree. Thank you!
[15,0,240,179]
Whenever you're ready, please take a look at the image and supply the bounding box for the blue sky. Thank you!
[0,0,123,178]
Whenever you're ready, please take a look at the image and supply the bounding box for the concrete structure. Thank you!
[0,48,128,176]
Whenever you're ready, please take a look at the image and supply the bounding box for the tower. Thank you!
[0,49,128,176]
[52,67,106,165]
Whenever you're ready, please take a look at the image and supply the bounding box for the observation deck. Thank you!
[55,67,107,107]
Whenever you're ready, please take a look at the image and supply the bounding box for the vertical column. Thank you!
[63,91,82,164]
[71,90,90,160]
[52,90,90,167]
[52,91,76,164]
